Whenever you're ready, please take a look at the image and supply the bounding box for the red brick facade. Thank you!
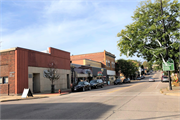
[71,52,105,66]
[0,51,15,94]
[71,50,115,71]
[0,47,70,95]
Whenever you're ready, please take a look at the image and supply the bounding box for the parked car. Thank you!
[149,78,155,82]
[73,81,91,92]
[147,73,150,75]
[90,79,103,89]
[161,76,169,82]
[137,77,141,80]
[114,79,122,85]
[140,75,145,79]
[123,78,131,83]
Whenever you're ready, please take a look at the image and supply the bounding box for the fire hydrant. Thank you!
[58,89,61,94]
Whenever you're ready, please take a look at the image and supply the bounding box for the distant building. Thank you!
[71,50,116,84]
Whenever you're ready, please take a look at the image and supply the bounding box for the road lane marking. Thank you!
[108,82,144,93]
[156,82,161,89]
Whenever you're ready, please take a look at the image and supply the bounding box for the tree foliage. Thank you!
[117,0,180,72]
[142,61,152,70]
[116,59,138,78]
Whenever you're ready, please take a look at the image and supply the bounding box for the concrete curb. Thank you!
[160,88,180,97]
[60,92,71,96]
[165,93,180,96]
[1,92,71,102]
[1,96,49,102]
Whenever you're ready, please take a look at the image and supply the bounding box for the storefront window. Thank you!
[0,77,2,84]
[112,62,115,68]
[3,77,8,84]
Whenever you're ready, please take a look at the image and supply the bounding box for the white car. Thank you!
[149,78,155,82]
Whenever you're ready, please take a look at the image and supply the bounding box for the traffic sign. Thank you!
[162,59,175,71]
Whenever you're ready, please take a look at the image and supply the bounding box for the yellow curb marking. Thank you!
[108,83,144,93]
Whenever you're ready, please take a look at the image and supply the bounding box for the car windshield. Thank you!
[78,82,84,85]
[90,80,97,83]
[163,76,168,78]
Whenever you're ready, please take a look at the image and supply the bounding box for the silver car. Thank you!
[161,76,169,82]
[149,78,155,82]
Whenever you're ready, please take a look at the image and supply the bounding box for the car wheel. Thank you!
[89,86,91,90]
[96,86,98,89]
[101,85,103,88]
[83,87,85,92]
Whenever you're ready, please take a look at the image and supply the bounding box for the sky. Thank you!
[0,0,145,62]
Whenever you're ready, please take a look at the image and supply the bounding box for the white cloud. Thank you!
[1,0,144,61]
[44,0,87,15]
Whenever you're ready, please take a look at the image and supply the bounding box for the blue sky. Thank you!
[0,0,145,62]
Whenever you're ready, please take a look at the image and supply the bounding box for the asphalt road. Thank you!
[1,71,180,120]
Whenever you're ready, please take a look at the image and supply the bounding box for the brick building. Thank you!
[0,47,71,95]
[71,50,116,83]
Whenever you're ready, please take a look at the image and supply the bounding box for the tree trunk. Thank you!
[51,84,55,93]
[51,79,54,93]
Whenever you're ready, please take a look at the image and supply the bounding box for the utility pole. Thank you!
[160,0,172,90]
[179,44,180,82]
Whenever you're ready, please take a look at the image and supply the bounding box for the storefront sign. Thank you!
[107,70,115,75]
[21,88,33,98]
[9,72,15,77]
[97,71,103,76]
[92,68,107,77]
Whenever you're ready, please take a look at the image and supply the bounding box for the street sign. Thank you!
[162,59,175,71]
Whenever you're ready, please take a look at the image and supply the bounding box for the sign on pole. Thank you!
[162,59,175,71]
[21,88,33,98]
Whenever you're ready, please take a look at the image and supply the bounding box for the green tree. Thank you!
[116,59,138,78]
[117,0,180,73]
[142,61,152,70]
[143,61,149,68]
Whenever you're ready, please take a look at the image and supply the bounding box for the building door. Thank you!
[67,74,70,89]
[33,73,40,93]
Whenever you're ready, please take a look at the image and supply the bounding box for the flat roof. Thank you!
[71,50,116,57]
[71,51,104,56]
[0,47,70,54]
[0,47,17,53]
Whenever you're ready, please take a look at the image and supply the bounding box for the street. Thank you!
[1,71,180,120]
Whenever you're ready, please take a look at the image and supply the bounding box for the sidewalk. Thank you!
[160,86,180,96]
[0,89,71,102]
